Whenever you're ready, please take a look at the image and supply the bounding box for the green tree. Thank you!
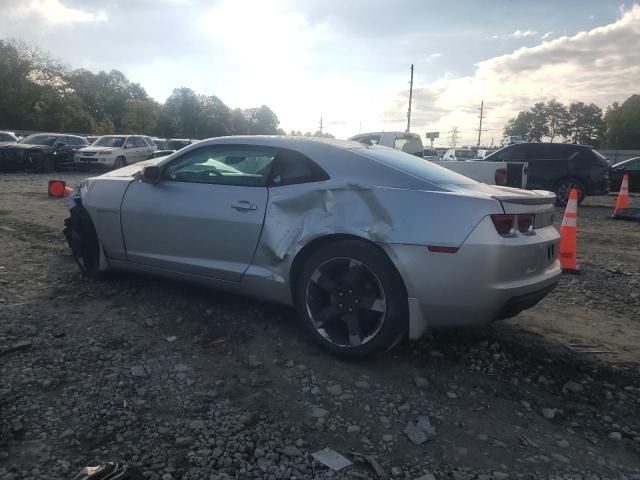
[604,94,640,148]
[567,102,605,145]
[545,99,569,142]
[504,111,533,138]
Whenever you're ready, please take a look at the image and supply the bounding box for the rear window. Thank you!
[393,135,423,154]
[362,146,476,185]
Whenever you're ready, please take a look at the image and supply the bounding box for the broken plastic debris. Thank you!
[312,448,352,471]
[206,336,228,347]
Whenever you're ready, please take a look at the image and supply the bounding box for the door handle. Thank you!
[231,200,257,211]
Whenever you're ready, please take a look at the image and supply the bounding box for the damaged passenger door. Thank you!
[120,145,274,282]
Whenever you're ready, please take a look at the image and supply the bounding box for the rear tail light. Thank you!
[490,214,535,236]
[517,214,534,233]
[495,168,507,186]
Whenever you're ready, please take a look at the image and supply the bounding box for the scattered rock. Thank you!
[326,384,343,396]
[540,408,556,419]
[175,436,193,447]
[309,406,329,418]
[414,376,429,388]
[609,431,622,441]
[130,365,147,377]
[563,381,584,393]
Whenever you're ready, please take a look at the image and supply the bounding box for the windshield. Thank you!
[362,146,476,185]
[456,150,478,160]
[20,134,58,146]
[0,133,16,142]
[93,136,125,148]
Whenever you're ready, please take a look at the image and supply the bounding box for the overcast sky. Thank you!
[2,0,639,144]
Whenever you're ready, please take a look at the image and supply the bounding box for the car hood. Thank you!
[97,157,163,178]
[78,146,117,153]
[0,143,52,152]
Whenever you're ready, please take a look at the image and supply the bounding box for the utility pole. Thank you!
[319,116,323,135]
[448,127,459,148]
[406,64,414,132]
[477,100,484,147]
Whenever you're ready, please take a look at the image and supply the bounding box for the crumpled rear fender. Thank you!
[243,183,503,304]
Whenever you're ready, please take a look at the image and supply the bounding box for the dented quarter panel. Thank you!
[78,177,133,260]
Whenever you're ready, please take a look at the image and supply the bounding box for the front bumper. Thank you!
[385,217,561,339]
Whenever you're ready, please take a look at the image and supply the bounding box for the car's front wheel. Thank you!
[114,156,127,169]
[295,240,407,359]
[63,206,107,279]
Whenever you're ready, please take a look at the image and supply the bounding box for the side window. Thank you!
[269,150,329,186]
[360,135,381,146]
[55,137,69,146]
[135,137,148,148]
[164,147,275,187]
[124,137,136,149]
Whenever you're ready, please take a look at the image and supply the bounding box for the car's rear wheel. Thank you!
[295,240,407,359]
[555,178,585,206]
[63,206,106,279]
[114,156,127,169]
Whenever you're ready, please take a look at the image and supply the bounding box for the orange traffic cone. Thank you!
[559,188,579,274]
[48,180,74,198]
[611,174,629,219]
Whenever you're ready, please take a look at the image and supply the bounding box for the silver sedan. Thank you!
[64,136,561,358]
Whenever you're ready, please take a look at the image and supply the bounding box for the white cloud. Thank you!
[542,31,552,40]
[8,0,107,24]
[382,5,640,146]
[510,30,538,38]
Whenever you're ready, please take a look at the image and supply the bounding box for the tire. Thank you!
[295,239,408,359]
[114,156,127,169]
[555,178,586,206]
[63,206,106,280]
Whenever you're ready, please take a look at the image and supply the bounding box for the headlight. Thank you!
[99,151,112,156]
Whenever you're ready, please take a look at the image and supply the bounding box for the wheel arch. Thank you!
[288,233,408,301]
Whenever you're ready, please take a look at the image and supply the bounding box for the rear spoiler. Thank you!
[491,190,556,205]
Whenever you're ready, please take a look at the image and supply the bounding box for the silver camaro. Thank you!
[64,136,561,358]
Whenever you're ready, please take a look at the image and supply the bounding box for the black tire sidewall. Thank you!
[115,157,126,169]
[555,178,585,205]
[68,206,104,279]
[295,240,407,359]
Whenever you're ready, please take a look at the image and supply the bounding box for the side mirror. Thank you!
[141,165,162,184]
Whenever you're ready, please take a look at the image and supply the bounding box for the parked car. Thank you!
[64,136,560,359]
[349,132,424,157]
[422,148,439,160]
[75,135,157,169]
[0,131,19,146]
[442,149,479,161]
[610,157,640,192]
[0,133,88,172]
[502,135,525,146]
[481,143,610,204]
[152,138,196,158]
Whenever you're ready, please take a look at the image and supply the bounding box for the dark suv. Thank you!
[482,143,609,204]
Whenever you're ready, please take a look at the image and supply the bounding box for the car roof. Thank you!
[196,135,365,150]
[612,156,640,167]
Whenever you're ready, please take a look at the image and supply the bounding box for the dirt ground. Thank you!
[1,172,639,480]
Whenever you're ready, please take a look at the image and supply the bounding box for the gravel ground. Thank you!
[1,173,639,480]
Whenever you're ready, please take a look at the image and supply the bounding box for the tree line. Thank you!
[0,39,288,138]
[504,95,640,148]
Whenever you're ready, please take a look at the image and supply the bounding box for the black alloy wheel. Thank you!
[296,240,407,359]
